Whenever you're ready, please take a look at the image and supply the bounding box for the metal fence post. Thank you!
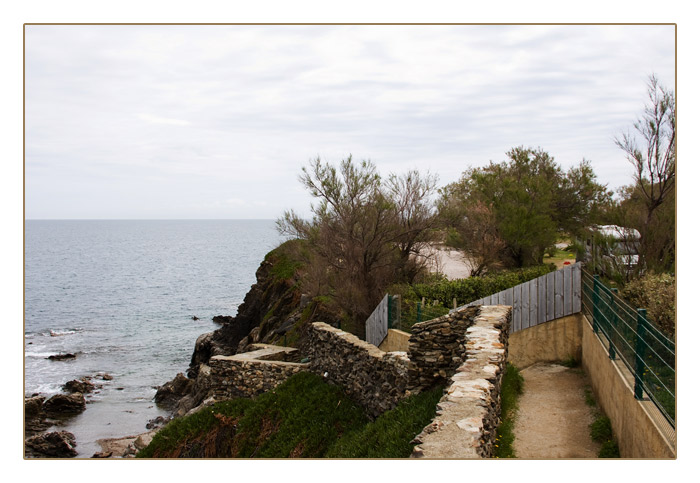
[608,289,618,360]
[634,308,649,400]
[592,275,600,334]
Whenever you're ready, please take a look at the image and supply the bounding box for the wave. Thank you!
[25,328,84,338]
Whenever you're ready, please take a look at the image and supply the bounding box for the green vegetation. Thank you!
[138,372,442,458]
[583,382,621,459]
[493,363,524,458]
[439,146,610,270]
[620,272,676,336]
[327,386,444,458]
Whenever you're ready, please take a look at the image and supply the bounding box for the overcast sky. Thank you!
[24,24,675,220]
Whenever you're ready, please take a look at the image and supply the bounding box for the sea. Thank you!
[24,219,283,457]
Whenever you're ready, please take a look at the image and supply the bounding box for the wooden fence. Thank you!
[365,294,389,346]
[454,263,582,333]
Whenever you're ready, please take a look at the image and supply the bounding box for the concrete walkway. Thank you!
[512,363,600,458]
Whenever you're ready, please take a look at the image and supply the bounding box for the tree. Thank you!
[615,74,675,230]
[440,147,610,268]
[277,156,439,333]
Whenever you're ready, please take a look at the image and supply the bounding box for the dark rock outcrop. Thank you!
[63,377,96,394]
[159,241,341,415]
[43,392,86,415]
[47,353,76,361]
[25,396,51,434]
[25,431,77,458]
[154,373,193,410]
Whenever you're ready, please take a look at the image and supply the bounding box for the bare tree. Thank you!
[615,74,675,228]
[277,156,438,333]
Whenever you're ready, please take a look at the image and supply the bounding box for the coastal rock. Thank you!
[47,353,76,361]
[212,315,234,325]
[43,392,86,415]
[24,395,45,419]
[154,373,193,409]
[63,377,96,394]
[25,396,51,434]
[25,431,77,458]
[146,415,171,430]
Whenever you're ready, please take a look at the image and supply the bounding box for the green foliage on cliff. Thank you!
[326,385,444,458]
[138,371,442,458]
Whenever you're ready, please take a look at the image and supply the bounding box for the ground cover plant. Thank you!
[493,363,524,458]
[138,371,443,458]
[326,385,444,458]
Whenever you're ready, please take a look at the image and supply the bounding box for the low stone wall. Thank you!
[411,305,511,459]
[304,322,410,417]
[407,306,479,392]
[207,345,309,400]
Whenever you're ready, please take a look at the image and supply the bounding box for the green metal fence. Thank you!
[581,269,675,428]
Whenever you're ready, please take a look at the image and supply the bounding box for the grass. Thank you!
[583,382,621,459]
[138,372,444,458]
[493,363,524,458]
[326,386,444,458]
[543,247,576,269]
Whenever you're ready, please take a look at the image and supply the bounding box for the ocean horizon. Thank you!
[24,219,284,457]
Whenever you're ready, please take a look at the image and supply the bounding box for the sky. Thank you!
[24,24,676,220]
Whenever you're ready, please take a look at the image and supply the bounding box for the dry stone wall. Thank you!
[407,306,479,392]
[411,305,511,459]
[206,345,309,400]
[303,322,411,417]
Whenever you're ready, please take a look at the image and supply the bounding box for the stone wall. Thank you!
[303,322,410,417]
[207,345,309,400]
[407,306,479,392]
[411,305,511,458]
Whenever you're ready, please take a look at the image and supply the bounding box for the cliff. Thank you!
[155,240,340,415]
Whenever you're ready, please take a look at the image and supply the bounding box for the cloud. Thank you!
[24,24,675,219]
[136,113,191,126]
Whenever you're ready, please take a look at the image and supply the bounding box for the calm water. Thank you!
[24,220,283,457]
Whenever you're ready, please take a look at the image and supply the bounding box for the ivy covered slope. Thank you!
[139,372,443,458]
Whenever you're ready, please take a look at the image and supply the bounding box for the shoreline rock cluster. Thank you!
[24,373,113,458]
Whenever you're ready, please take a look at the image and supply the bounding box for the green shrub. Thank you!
[590,415,613,443]
[138,372,369,458]
[621,272,676,336]
[599,440,621,458]
[493,363,524,458]
[400,264,555,309]
[326,386,444,458]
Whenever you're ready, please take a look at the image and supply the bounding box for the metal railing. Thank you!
[581,269,675,428]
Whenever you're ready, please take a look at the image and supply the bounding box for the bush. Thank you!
[590,415,613,443]
[621,272,675,336]
[599,440,621,458]
[400,264,555,309]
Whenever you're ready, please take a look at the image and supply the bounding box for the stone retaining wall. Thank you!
[411,305,511,458]
[303,322,410,417]
[207,345,309,400]
[407,306,479,392]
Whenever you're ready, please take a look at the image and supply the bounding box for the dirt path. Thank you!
[512,363,600,458]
